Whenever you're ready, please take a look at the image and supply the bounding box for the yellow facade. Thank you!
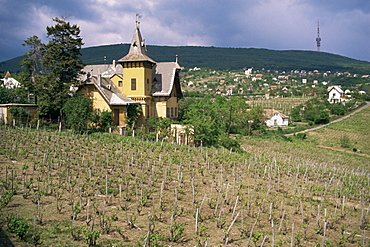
[78,84,127,126]
[79,85,110,112]
[80,22,182,127]
[122,63,153,97]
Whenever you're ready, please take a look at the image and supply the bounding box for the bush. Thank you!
[339,135,350,148]
[295,133,307,140]
[217,135,242,152]
[62,94,93,132]
[6,214,30,240]
[9,107,30,118]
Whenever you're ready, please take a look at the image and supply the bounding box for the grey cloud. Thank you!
[0,0,369,62]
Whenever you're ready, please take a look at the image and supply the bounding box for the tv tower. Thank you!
[316,20,321,51]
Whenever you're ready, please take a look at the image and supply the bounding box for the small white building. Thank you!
[245,68,253,76]
[264,109,289,127]
[1,72,20,89]
[328,86,349,103]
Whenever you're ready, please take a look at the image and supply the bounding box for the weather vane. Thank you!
[136,13,142,27]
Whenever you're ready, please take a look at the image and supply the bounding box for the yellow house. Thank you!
[79,21,183,127]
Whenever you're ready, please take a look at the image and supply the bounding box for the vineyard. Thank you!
[307,106,370,155]
[245,96,313,115]
[0,124,369,246]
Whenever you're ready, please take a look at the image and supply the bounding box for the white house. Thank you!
[328,86,349,103]
[1,72,20,89]
[264,109,289,127]
[245,68,253,76]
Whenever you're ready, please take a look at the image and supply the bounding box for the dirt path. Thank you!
[317,145,370,158]
[285,101,370,136]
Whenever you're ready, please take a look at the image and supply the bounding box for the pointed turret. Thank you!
[118,21,156,64]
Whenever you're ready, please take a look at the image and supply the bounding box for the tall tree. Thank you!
[21,35,43,80]
[20,35,44,103]
[39,17,84,117]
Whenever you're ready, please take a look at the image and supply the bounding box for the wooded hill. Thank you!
[1,44,370,74]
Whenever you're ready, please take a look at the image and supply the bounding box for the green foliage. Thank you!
[217,134,242,152]
[182,96,226,146]
[301,98,330,124]
[339,135,351,148]
[126,104,142,128]
[181,95,263,146]
[80,45,370,73]
[20,35,44,100]
[82,227,100,246]
[0,190,14,210]
[290,106,302,122]
[9,106,30,118]
[29,17,84,117]
[0,87,16,104]
[6,214,30,240]
[328,103,346,115]
[295,133,307,140]
[146,117,171,140]
[98,111,113,131]
[63,94,93,132]
[4,43,370,74]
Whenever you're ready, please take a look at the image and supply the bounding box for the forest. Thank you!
[2,43,370,74]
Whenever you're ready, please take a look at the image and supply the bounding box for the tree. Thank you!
[147,117,171,138]
[0,87,16,104]
[182,96,225,146]
[20,35,44,103]
[62,94,93,132]
[38,17,84,117]
[227,97,264,135]
[290,106,302,122]
[126,104,142,129]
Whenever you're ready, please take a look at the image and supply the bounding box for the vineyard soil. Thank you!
[0,125,369,246]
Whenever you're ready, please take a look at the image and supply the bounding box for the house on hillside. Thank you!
[1,72,20,89]
[327,86,349,103]
[264,109,289,127]
[78,20,183,128]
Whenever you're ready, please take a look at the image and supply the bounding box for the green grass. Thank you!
[306,106,370,154]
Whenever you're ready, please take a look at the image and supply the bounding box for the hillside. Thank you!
[1,44,370,74]
[0,123,369,246]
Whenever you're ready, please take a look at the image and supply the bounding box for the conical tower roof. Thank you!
[118,21,156,64]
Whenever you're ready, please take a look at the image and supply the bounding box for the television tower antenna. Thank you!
[316,20,321,51]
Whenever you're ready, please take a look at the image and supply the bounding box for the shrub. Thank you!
[217,135,242,152]
[63,94,93,132]
[339,135,350,148]
[6,214,30,240]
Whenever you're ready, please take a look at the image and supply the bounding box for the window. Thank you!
[118,81,123,87]
[131,78,136,90]
[166,107,170,118]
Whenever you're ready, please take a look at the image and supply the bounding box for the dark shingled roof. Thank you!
[152,62,181,96]
[117,24,155,64]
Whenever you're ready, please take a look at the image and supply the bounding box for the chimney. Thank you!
[98,74,102,87]
[112,60,116,68]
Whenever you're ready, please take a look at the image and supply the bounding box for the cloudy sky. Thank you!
[1,0,369,63]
